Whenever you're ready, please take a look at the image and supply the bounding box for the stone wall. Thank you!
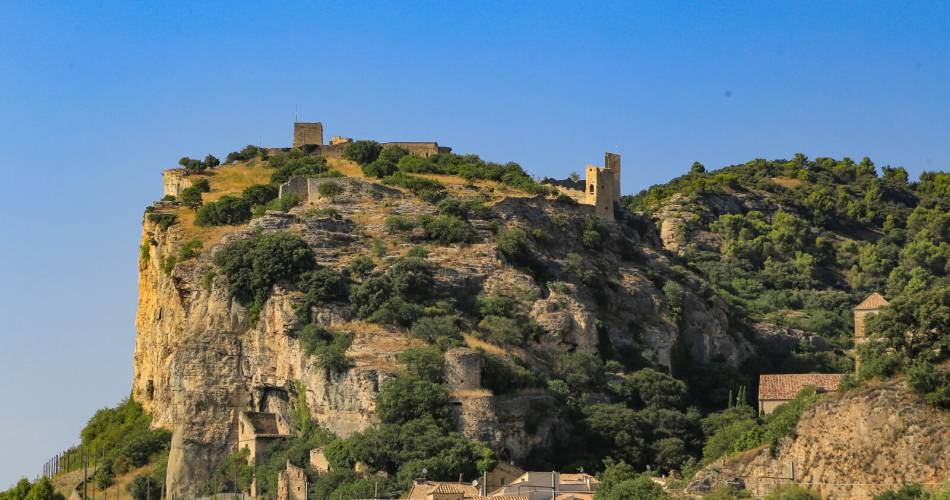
[276,462,308,500]
[383,142,448,158]
[278,177,309,200]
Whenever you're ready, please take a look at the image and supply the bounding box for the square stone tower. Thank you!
[585,152,621,220]
[293,122,324,148]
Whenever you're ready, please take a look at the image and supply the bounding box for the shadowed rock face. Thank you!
[689,380,950,498]
[134,188,755,494]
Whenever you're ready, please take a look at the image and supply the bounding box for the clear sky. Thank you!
[0,0,948,486]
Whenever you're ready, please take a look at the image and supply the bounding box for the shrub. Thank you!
[204,154,220,168]
[147,212,177,230]
[479,352,538,394]
[379,146,408,164]
[127,475,162,500]
[398,154,441,173]
[384,215,415,233]
[242,184,279,206]
[362,159,397,178]
[178,186,203,209]
[417,215,476,244]
[178,156,205,172]
[581,216,604,250]
[410,315,463,347]
[398,347,445,383]
[295,267,349,322]
[343,140,382,165]
[299,324,352,374]
[436,198,490,220]
[317,181,344,198]
[213,232,316,320]
[191,178,210,193]
[265,193,300,212]
[269,152,334,184]
[178,238,203,260]
[162,255,177,276]
[195,196,251,226]
[477,315,527,345]
[497,227,545,275]
[376,377,451,425]
[347,256,375,280]
[382,172,446,197]
[596,459,669,500]
[225,145,264,164]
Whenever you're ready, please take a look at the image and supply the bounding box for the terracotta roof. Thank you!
[855,292,889,310]
[759,374,844,400]
[431,483,467,494]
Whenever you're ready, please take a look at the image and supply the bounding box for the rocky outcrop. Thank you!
[133,186,757,494]
[689,380,950,498]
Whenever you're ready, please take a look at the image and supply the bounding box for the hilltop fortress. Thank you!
[163,121,625,220]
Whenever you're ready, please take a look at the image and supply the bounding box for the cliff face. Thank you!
[133,177,754,494]
[689,380,950,499]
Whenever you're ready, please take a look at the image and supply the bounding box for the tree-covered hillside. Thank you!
[626,155,948,401]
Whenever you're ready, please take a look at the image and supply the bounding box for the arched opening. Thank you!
[589,184,595,193]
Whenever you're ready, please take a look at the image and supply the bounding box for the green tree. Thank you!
[763,483,820,500]
[376,377,451,426]
[22,478,63,500]
[398,347,444,383]
[343,140,382,165]
[127,475,161,500]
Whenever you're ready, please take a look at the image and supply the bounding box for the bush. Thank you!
[398,347,444,383]
[376,377,451,425]
[417,215,476,244]
[147,212,177,230]
[343,140,382,165]
[191,178,210,193]
[384,215,415,233]
[477,315,527,345]
[382,172,446,198]
[362,159,397,178]
[269,152,335,184]
[299,324,352,374]
[379,146,408,164]
[178,186,203,209]
[317,181,344,198]
[410,315,463,347]
[347,256,375,280]
[295,267,349,322]
[178,156,205,172]
[127,475,161,500]
[225,145,264,164]
[497,227,544,275]
[213,232,316,319]
[242,184,279,206]
[479,352,538,394]
[265,193,300,212]
[195,196,251,226]
[178,238,202,260]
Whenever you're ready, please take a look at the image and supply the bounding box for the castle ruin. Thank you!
[586,152,622,220]
[293,122,324,148]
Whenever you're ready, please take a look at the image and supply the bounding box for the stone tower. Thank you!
[445,348,481,390]
[293,122,324,148]
[585,152,621,220]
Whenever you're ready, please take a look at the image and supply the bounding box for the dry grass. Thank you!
[451,388,493,398]
[771,177,803,189]
[463,335,508,357]
[201,160,273,201]
[69,463,156,500]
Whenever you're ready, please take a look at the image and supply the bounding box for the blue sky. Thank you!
[0,0,948,486]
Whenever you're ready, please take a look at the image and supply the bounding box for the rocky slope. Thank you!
[688,379,950,498]
[133,166,755,494]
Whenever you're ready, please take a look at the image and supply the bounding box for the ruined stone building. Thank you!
[585,152,621,220]
[293,122,324,148]
[277,461,308,500]
[541,152,622,221]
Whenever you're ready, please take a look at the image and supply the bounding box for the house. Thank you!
[487,472,598,500]
[757,373,844,414]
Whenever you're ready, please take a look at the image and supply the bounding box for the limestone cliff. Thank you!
[688,380,950,498]
[133,173,755,494]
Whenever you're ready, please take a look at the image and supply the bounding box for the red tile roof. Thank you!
[855,292,889,310]
[759,374,844,401]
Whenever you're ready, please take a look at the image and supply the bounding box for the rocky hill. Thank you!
[688,379,949,498]
[26,144,940,499]
[134,151,760,495]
